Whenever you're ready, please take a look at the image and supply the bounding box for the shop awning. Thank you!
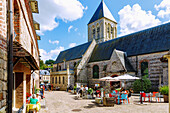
[13,41,39,70]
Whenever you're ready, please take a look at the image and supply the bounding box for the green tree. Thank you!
[40,60,48,70]
[133,75,151,93]
[45,59,55,66]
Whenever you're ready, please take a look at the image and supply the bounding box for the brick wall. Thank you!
[0,0,7,111]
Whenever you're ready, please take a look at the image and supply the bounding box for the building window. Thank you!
[59,77,61,84]
[55,77,57,84]
[97,27,100,39]
[107,27,109,33]
[63,77,65,84]
[93,29,95,38]
[59,65,61,70]
[93,65,99,79]
[52,77,54,84]
[46,77,49,80]
[141,61,149,77]
[56,66,58,71]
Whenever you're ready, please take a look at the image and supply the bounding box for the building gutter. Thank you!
[7,0,13,112]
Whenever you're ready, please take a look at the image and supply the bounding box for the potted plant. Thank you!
[160,86,169,103]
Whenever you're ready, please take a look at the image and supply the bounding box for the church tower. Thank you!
[88,0,117,43]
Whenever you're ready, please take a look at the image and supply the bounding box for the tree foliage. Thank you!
[133,75,151,93]
[40,59,53,70]
[45,59,55,66]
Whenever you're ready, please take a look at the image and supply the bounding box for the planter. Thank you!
[163,95,168,103]
[103,97,114,106]
[95,97,102,104]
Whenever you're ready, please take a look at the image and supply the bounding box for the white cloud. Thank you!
[33,0,87,35]
[68,25,73,32]
[69,43,76,48]
[154,0,170,19]
[40,46,64,61]
[118,4,161,36]
[49,40,59,44]
[74,28,78,32]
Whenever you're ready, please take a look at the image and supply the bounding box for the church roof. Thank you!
[89,22,170,63]
[54,41,92,64]
[88,1,116,24]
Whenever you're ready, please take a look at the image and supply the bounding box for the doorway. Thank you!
[15,72,23,108]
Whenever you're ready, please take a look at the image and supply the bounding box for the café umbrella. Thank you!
[112,74,140,89]
[112,74,140,80]
[99,76,117,81]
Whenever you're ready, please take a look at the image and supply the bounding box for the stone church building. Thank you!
[50,1,170,91]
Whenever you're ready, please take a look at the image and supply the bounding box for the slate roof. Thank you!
[88,1,116,24]
[54,42,92,64]
[40,70,50,75]
[89,22,170,63]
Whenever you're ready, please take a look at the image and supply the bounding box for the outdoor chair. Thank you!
[26,104,40,113]
[155,93,161,102]
[140,91,149,102]
[117,93,128,104]
[111,90,119,103]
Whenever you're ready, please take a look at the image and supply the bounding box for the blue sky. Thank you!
[33,0,170,62]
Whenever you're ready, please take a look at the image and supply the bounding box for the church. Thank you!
[50,1,170,91]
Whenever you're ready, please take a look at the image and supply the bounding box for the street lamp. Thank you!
[32,72,36,94]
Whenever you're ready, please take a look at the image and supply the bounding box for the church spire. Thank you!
[88,0,116,24]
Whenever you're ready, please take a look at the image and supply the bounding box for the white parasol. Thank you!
[112,74,140,80]
[99,76,118,81]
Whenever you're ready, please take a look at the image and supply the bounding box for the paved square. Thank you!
[40,91,168,113]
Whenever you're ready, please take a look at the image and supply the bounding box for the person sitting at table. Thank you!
[120,87,125,92]
[27,94,39,113]
[127,88,133,98]
[36,93,41,110]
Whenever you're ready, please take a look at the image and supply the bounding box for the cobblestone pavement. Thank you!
[40,91,168,113]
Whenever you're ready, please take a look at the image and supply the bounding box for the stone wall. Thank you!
[88,18,117,43]
[87,51,168,90]
[0,0,7,112]
[88,60,109,87]
[128,51,168,90]
[77,40,96,85]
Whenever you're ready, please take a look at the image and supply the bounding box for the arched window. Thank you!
[55,77,57,84]
[97,27,100,39]
[59,65,61,70]
[59,77,61,84]
[93,29,95,39]
[63,77,65,84]
[141,61,149,77]
[93,65,99,79]
[52,77,54,84]
[111,27,113,39]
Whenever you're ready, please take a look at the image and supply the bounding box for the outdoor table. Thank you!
[140,92,153,102]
